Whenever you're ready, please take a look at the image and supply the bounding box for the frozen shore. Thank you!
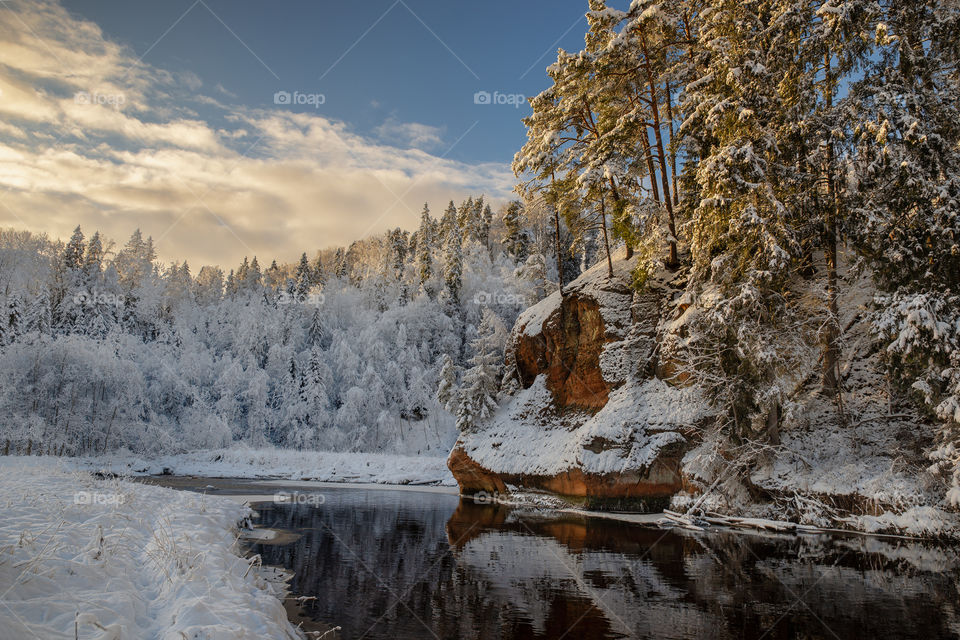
[0,457,303,640]
[63,446,458,487]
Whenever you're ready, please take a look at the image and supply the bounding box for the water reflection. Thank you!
[246,488,960,640]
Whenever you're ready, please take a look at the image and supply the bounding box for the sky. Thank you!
[0,0,596,269]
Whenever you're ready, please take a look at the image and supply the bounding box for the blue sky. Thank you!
[0,0,604,266]
[59,0,592,165]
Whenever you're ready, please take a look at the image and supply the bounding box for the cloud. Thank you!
[374,117,446,151]
[0,0,513,268]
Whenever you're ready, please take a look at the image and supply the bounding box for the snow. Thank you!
[0,457,302,640]
[844,506,953,538]
[463,370,707,478]
[518,290,561,338]
[516,248,634,340]
[62,445,457,486]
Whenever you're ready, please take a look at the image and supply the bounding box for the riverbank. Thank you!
[0,457,303,639]
[60,446,457,486]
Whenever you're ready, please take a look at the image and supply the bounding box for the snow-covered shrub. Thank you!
[877,291,960,507]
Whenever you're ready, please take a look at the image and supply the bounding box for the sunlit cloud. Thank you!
[0,0,514,268]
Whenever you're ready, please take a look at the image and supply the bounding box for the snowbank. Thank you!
[465,376,703,477]
[64,446,457,486]
[0,458,302,639]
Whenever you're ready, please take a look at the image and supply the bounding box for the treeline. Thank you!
[0,195,588,456]
[516,1,959,501]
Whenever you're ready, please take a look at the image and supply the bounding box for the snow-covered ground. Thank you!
[0,457,303,640]
[60,446,457,487]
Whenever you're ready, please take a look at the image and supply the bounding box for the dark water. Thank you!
[144,479,960,640]
[241,486,960,640]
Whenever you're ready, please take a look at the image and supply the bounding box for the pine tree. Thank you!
[311,255,326,286]
[333,247,348,279]
[308,308,326,347]
[436,353,457,411]
[678,0,801,435]
[389,228,408,278]
[83,232,104,279]
[416,203,434,290]
[502,201,530,264]
[346,241,362,286]
[440,201,458,247]
[2,294,22,345]
[455,196,474,235]
[463,195,485,244]
[842,0,960,502]
[265,260,282,289]
[480,203,493,251]
[62,226,85,273]
[453,309,507,432]
[295,253,312,299]
[443,213,463,304]
[115,229,155,291]
[245,256,262,290]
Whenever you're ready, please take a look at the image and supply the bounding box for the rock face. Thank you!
[448,254,709,511]
[514,294,613,411]
[448,443,687,511]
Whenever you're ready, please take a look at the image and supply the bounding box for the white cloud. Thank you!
[0,0,513,268]
[374,117,446,151]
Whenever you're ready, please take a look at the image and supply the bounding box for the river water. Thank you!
[148,478,960,639]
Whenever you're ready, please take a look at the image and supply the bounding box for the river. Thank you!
[144,477,960,640]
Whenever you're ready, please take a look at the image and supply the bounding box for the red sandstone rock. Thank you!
[448,256,698,511]
[514,294,611,411]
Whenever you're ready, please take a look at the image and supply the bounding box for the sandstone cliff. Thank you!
[448,252,712,511]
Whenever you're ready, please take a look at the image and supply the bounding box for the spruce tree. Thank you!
[453,309,507,432]
[295,253,312,299]
[443,213,463,304]
[502,201,530,264]
[416,203,434,290]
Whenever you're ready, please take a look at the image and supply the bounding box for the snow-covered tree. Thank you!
[436,353,458,411]
[452,309,507,433]
[501,201,530,264]
[416,203,435,291]
[443,214,463,305]
[842,0,960,503]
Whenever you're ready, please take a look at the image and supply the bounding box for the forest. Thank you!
[0,196,577,457]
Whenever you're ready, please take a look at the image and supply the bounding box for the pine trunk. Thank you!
[639,28,678,268]
[821,54,841,398]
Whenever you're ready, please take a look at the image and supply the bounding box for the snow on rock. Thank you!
[0,457,302,639]
[462,376,701,478]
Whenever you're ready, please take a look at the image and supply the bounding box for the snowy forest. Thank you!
[0,196,582,456]
[0,0,958,501]
[511,0,960,503]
